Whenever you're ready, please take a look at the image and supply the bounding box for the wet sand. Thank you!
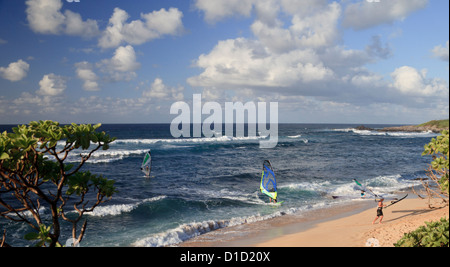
[180,196,448,247]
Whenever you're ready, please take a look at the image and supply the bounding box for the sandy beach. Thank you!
[254,197,448,247]
[180,196,448,247]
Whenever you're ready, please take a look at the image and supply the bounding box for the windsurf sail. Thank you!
[384,194,408,209]
[353,179,378,198]
[260,160,277,201]
[141,150,152,177]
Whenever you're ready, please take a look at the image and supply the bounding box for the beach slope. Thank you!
[255,198,448,247]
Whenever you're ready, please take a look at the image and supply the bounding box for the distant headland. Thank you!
[356,119,449,133]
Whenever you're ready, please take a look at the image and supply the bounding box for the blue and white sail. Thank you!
[260,160,277,201]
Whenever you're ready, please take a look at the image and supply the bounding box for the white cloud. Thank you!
[390,66,448,96]
[97,45,141,81]
[188,2,345,92]
[343,0,428,30]
[98,7,183,49]
[250,2,341,53]
[189,0,448,115]
[190,1,343,91]
[0,59,30,82]
[194,0,254,24]
[37,73,66,96]
[107,45,140,72]
[188,37,335,92]
[75,61,100,91]
[142,78,184,101]
[432,41,449,62]
[25,0,99,37]
[64,10,100,38]
[73,45,141,89]
[26,0,65,34]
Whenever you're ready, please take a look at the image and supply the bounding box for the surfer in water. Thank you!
[372,198,386,224]
[360,190,366,199]
[269,188,277,203]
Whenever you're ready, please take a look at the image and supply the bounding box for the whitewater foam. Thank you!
[83,196,166,217]
[113,135,266,145]
[131,207,304,247]
[334,128,437,138]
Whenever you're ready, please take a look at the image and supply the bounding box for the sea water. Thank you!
[0,124,437,247]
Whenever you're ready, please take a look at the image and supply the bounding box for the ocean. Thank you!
[0,123,438,247]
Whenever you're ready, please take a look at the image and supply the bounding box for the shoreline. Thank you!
[179,199,375,247]
[180,195,448,247]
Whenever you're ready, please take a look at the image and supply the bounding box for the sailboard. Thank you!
[141,150,152,177]
[384,194,408,209]
[270,201,284,206]
[260,160,279,203]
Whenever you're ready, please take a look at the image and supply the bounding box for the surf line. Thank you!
[170,94,279,148]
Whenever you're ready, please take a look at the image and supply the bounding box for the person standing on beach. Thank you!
[372,198,386,224]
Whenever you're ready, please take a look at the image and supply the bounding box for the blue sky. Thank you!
[0,0,448,124]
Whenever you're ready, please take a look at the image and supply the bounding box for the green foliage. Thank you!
[422,130,449,193]
[66,171,116,198]
[0,120,117,247]
[394,217,449,247]
[24,224,61,247]
[418,119,449,129]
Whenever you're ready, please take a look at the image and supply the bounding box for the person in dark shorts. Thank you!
[372,198,386,224]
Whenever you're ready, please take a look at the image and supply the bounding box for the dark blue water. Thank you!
[0,124,436,246]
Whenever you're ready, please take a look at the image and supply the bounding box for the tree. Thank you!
[0,120,117,247]
[414,130,449,208]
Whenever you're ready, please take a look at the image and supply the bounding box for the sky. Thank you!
[0,0,448,124]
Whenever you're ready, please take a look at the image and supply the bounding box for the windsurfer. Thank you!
[360,190,366,198]
[269,188,277,203]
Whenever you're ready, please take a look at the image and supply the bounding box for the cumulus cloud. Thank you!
[75,61,100,91]
[188,2,347,94]
[390,66,448,97]
[343,0,428,30]
[73,45,141,90]
[189,0,448,114]
[250,2,341,53]
[142,78,184,101]
[432,41,449,62]
[98,7,184,49]
[26,0,99,37]
[194,0,254,24]
[97,45,141,81]
[37,73,66,96]
[188,38,334,90]
[189,1,342,90]
[0,59,30,82]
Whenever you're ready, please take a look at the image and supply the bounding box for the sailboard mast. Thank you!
[141,150,152,177]
[260,160,277,201]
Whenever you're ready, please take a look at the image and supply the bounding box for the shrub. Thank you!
[394,217,449,247]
